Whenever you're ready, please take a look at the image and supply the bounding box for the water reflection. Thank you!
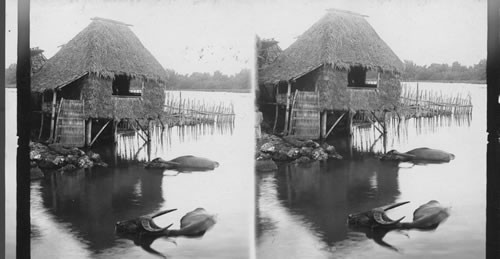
[352,114,472,154]
[37,167,165,252]
[257,158,402,254]
[116,122,235,162]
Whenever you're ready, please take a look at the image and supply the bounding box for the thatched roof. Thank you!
[260,9,403,84]
[32,17,167,92]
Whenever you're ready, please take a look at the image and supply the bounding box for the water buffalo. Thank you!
[116,208,217,257]
[348,200,450,251]
[381,148,455,163]
[116,207,216,237]
[145,156,220,172]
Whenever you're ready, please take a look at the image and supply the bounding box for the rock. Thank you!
[272,150,290,161]
[30,150,42,160]
[87,151,101,162]
[78,155,94,168]
[66,155,78,165]
[38,160,57,170]
[59,164,77,172]
[300,147,314,158]
[282,136,306,147]
[30,167,44,180]
[304,140,320,148]
[70,148,85,156]
[286,148,300,160]
[257,153,272,160]
[321,143,335,153]
[255,159,278,172]
[294,156,312,163]
[94,161,108,167]
[48,143,72,155]
[53,156,66,166]
[328,153,343,160]
[260,142,276,153]
[312,148,328,161]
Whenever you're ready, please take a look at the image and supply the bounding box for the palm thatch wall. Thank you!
[259,9,403,112]
[315,64,400,111]
[31,17,167,120]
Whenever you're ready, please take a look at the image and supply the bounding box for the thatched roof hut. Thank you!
[32,17,167,91]
[31,17,167,120]
[259,9,403,85]
[258,9,403,139]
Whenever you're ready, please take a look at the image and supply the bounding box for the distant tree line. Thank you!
[165,69,251,92]
[402,59,486,82]
[5,63,251,92]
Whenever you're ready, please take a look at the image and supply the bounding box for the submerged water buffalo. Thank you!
[381,148,455,163]
[116,208,217,257]
[348,200,450,230]
[116,207,216,237]
[145,156,220,172]
[348,200,450,251]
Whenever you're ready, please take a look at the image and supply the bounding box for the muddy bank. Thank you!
[29,142,108,180]
[255,133,342,171]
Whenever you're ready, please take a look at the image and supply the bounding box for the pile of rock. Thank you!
[255,134,342,171]
[30,142,107,180]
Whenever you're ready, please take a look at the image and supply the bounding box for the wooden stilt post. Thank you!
[86,119,92,146]
[347,110,353,136]
[113,119,118,144]
[284,81,292,134]
[49,90,58,141]
[53,98,64,143]
[272,86,279,134]
[321,111,327,139]
[148,119,153,143]
[38,93,45,140]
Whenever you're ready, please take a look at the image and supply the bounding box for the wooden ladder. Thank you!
[289,91,320,139]
[54,98,86,147]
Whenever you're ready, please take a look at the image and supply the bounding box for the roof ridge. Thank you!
[325,8,368,18]
[90,17,133,27]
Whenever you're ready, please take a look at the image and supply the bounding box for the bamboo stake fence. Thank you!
[399,84,473,118]
[163,92,235,125]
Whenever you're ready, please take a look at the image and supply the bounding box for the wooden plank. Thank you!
[90,120,111,146]
[325,112,346,139]
[284,81,292,134]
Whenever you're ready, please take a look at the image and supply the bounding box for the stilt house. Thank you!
[259,9,403,139]
[31,17,168,147]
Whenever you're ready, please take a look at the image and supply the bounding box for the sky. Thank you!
[6,0,257,75]
[253,0,487,67]
[5,0,487,74]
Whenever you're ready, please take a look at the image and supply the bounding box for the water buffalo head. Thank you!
[348,201,409,228]
[380,150,416,162]
[115,208,177,235]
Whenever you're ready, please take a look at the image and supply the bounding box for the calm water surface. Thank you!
[7,90,254,258]
[257,82,486,259]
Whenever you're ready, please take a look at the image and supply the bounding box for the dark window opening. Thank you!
[347,66,378,88]
[112,75,141,96]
